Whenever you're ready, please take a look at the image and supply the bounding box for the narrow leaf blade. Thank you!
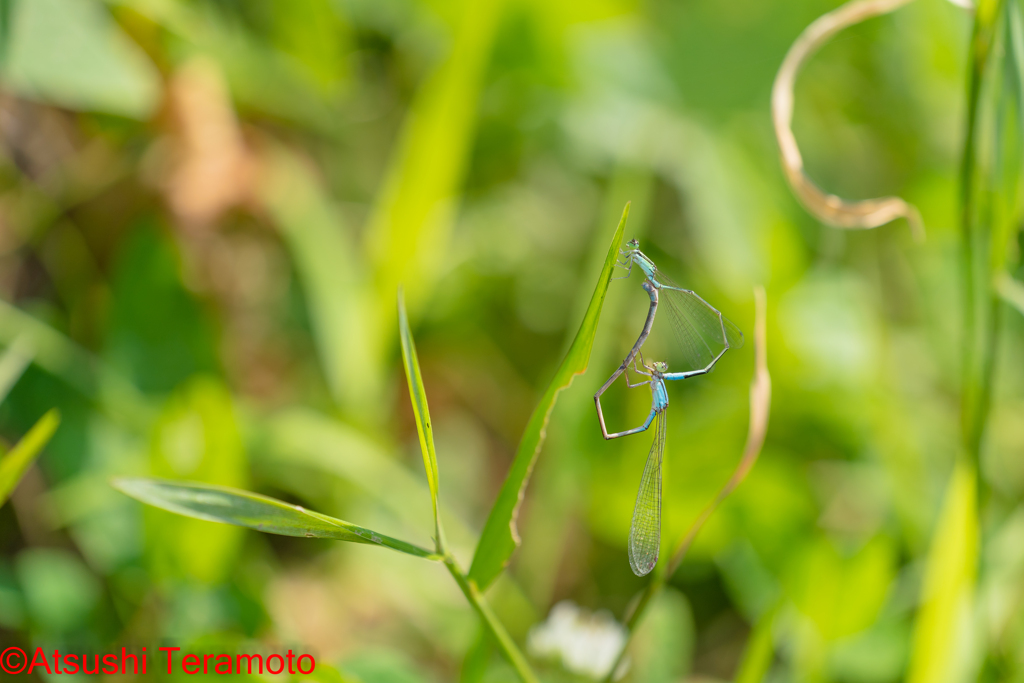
[2,0,161,118]
[468,203,629,589]
[398,291,443,548]
[0,336,33,406]
[906,460,978,683]
[112,477,440,560]
[0,408,60,506]
[261,146,377,417]
[996,270,1024,315]
[367,0,504,348]
[734,606,778,683]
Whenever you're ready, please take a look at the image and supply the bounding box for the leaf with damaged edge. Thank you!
[468,203,629,590]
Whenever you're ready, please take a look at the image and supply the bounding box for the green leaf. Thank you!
[995,271,1024,315]
[468,203,630,589]
[906,460,978,683]
[459,626,494,683]
[787,534,896,641]
[397,289,444,550]
[0,0,12,65]
[0,299,150,429]
[0,299,102,398]
[0,408,61,506]
[148,377,248,584]
[16,548,100,633]
[268,0,350,93]
[734,606,778,683]
[342,648,433,683]
[259,407,476,548]
[112,477,441,561]
[630,587,695,683]
[261,147,376,416]
[960,0,1019,462]
[367,0,505,361]
[1,0,159,118]
[0,336,33,406]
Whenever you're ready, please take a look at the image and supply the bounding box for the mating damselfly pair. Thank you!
[595,239,743,577]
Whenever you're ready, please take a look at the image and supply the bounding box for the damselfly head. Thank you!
[626,238,640,250]
[653,361,668,373]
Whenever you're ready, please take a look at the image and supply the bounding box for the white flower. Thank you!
[527,600,629,680]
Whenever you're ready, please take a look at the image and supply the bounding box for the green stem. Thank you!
[601,558,666,681]
[960,0,1005,465]
[445,556,539,683]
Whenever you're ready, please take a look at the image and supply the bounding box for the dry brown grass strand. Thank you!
[772,0,926,242]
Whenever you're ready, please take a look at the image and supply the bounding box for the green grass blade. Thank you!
[259,407,476,548]
[959,0,1010,464]
[112,477,441,560]
[995,270,1024,314]
[0,408,61,506]
[397,290,444,551]
[468,203,630,589]
[2,0,160,119]
[906,460,978,683]
[367,0,504,353]
[734,606,778,683]
[262,147,378,417]
[0,298,107,397]
[0,299,150,428]
[0,336,33,405]
[459,626,493,683]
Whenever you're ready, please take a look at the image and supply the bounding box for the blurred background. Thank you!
[2,0,1021,681]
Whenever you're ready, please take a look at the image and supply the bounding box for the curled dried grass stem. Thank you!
[665,285,771,577]
[772,0,926,242]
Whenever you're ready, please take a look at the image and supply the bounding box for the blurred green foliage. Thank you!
[0,0,1023,681]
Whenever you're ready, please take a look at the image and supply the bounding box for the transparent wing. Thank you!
[655,268,744,374]
[628,411,665,577]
